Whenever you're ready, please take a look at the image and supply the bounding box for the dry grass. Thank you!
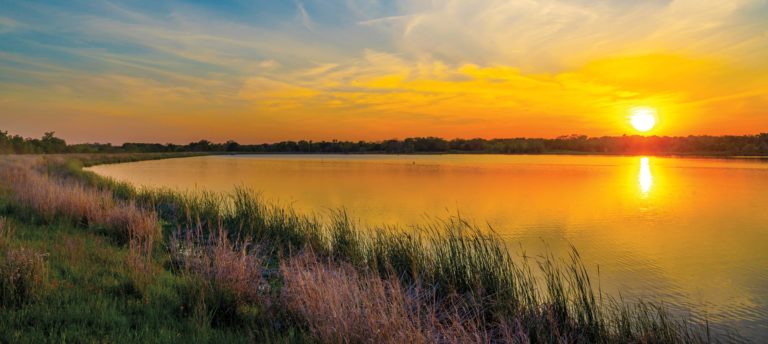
[125,227,157,295]
[1,158,160,295]
[0,247,47,308]
[170,222,265,326]
[0,161,159,247]
[0,217,13,249]
[280,250,502,344]
[0,216,46,308]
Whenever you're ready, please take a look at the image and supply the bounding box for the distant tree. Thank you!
[40,132,67,153]
[225,140,240,152]
[0,130,10,154]
[188,140,214,152]
[3,128,768,156]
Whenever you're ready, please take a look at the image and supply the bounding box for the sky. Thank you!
[1,0,767,144]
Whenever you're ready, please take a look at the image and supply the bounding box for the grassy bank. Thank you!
[0,154,739,343]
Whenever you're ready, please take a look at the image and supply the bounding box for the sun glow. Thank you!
[630,107,657,133]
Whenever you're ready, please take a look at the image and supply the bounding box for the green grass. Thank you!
[0,185,312,343]
[0,220,235,343]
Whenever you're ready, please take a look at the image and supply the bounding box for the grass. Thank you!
[0,169,47,310]
[0,156,310,343]
[169,222,266,328]
[0,154,741,343]
[0,218,261,343]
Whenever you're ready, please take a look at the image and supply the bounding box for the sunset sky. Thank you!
[1,0,767,143]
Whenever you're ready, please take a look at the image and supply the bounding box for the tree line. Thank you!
[2,130,768,156]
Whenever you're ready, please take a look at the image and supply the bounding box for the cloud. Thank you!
[258,60,280,69]
[359,0,767,71]
[296,2,314,31]
[238,76,318,104]
[0,16,19,33]
[229,45,768,137]
[357,14,412,27]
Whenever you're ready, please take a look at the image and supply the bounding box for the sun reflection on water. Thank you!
[639,157,653,196]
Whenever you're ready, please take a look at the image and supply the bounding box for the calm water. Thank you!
[88,154,768,340]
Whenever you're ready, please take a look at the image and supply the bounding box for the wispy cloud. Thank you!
[296,2,314,32]
[258,60,280,69]
[366,0,767,70]
[357,14,413,26]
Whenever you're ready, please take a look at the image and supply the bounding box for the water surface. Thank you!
[88,154,768,340]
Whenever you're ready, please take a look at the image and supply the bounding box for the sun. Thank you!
[629,107,657,132]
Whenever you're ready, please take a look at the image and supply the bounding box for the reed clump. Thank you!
[0,246,47,308]
[281,250,495,344]
[170,222,266,327]
[0,217,47,308]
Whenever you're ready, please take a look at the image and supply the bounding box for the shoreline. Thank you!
[0,154,748,342]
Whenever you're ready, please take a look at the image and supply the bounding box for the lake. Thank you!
[87,154,768,340]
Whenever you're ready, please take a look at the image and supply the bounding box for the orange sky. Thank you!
[1,1,766,143]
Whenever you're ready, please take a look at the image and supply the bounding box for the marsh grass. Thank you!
[0,157,309,342]
[169,221,266,327]
[1,158,162,301]
[136,185,717,343]
[0,247,47,308]
[0,161,160,248]
[280,250,488,344]
[0,155,733,343]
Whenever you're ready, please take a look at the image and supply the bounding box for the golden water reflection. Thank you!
[639,157,653,196]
